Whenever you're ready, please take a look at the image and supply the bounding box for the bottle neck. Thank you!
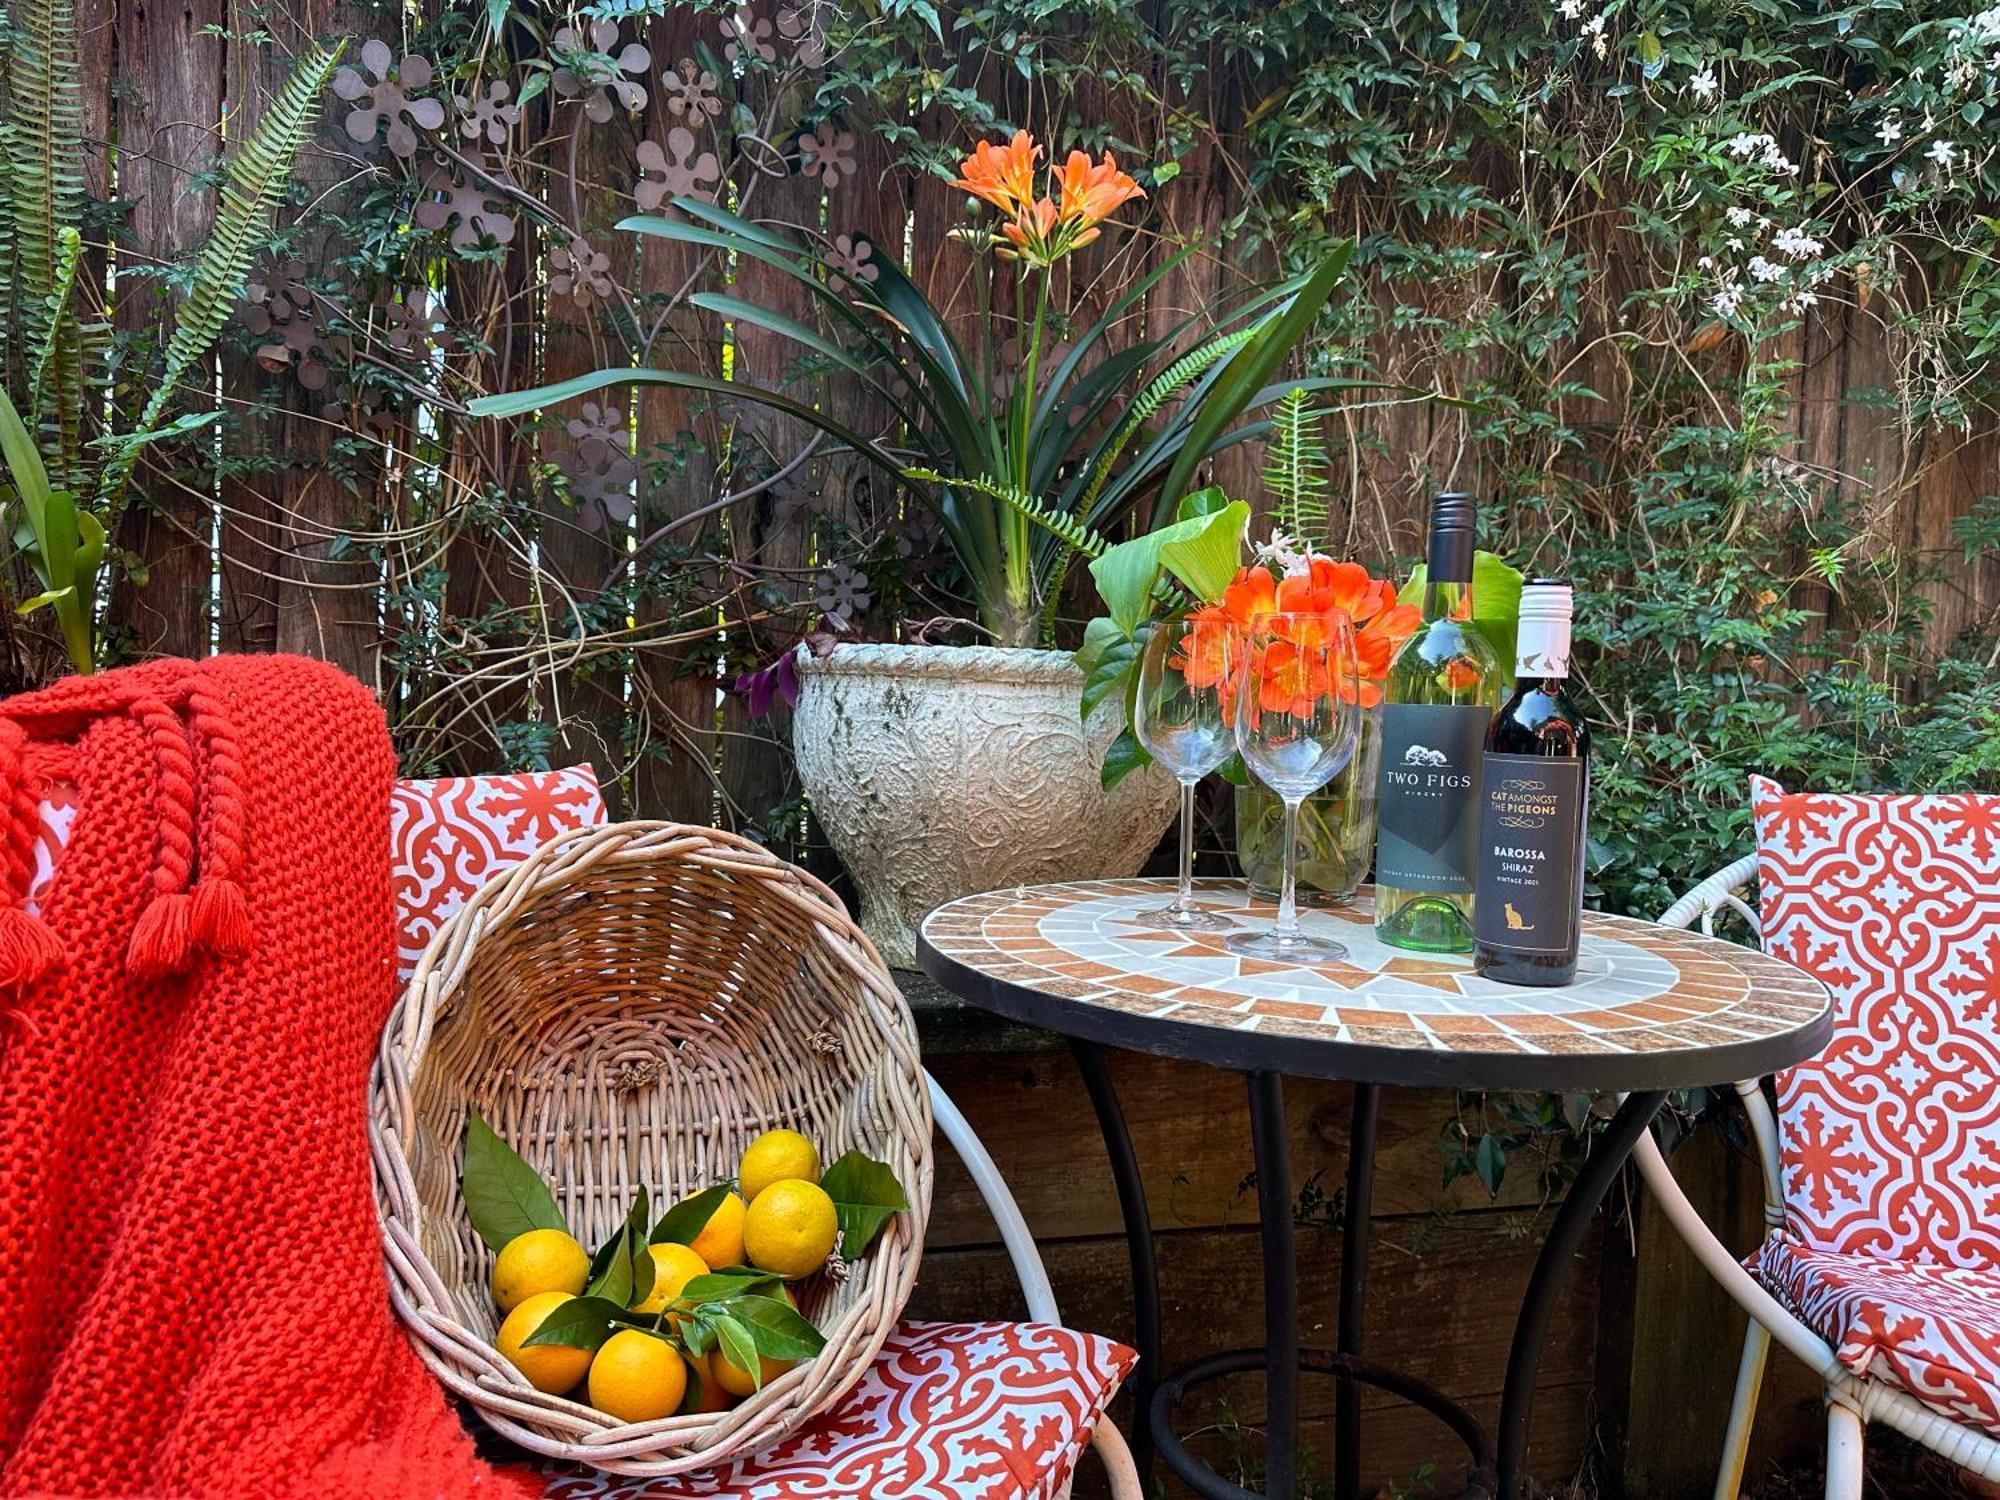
[1422,577,1472,624]
[1515,614,1572,680]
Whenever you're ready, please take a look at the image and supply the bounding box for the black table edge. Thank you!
[915,930,1834,1094]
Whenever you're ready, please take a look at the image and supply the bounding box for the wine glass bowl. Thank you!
[1225,610,1361,962]
[1130,617,1240,932]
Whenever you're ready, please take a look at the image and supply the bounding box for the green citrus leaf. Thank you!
[461,1110,566,1251]
[650,1183,731,1246]
[710,1312,763,1390]
[722,1293,826,1361]
[521,1294,623,1350]
[680,1271,778,1304]
[818,1150,911,1260]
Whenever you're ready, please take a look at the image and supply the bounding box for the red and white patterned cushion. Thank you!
[537,1321,1135,1500]
[389,766,605,978]
[29,766,606,985]
[1751,776,2000,1268]
[1754,1237,2000,1437]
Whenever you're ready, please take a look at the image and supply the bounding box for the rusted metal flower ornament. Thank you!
[659,59,723,121]
[550,401,639,530]
[414,161,518,251]
[552,21,650,122]
[635,129,722,211]
[333,41,446,158]
[549,238,616,308]
[455,79,520,146]
[719,5,776,65]
[798,125,857,189]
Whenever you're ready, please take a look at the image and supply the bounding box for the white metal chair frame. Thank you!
[927,1072,1143,1500]
[1644,854,2000,1499]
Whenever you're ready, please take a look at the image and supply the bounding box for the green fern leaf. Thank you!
[98,41,344,516]
[1076,327,1258,520]
[3,0,89,481]
[1262,387,1331,544]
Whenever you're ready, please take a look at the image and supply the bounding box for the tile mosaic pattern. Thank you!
[922,878,1829,1062]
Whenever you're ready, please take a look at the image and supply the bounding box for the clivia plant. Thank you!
[469,131,1353,648]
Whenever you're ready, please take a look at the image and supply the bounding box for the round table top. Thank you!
[916,878,1832,1090]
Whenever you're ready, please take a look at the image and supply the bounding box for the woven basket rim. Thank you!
[370,820,933,1477]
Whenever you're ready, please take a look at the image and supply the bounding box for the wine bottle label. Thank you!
[1375,702,1489,894]
[1474,753,1586,956]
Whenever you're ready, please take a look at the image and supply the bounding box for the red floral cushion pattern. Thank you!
[537,1321,1135,1500]
[389,766,605,979]
[1754,1236,2000,1436]
[1751,776,2000,1268]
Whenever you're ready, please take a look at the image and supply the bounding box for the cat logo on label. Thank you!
[1503,902,1535,931]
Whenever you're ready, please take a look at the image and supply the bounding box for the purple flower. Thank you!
[732,650,802,717]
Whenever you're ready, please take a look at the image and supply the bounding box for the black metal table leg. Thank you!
[1336,1083,1381,1500]
[1248,1070,1298,1498]
[1494,1091,1667,1500]
[1071,1038,1162,1485]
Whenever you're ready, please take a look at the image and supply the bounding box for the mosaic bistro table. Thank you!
[916,878,1834,1500]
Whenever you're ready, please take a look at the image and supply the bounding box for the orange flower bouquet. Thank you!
[1223,556,1420,906]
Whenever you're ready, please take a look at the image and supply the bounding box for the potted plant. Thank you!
[471,133,1350,964]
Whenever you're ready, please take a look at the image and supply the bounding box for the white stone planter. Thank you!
[792,643,1179,968]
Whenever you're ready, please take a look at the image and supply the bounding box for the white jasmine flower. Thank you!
[1748,255,1785,282]
[1688,65,1719,101]
[1557,0,1585,17]
[1877,116,1904,146]
[1710,285,1745,318]
[1255,529,1309,576]
[1928,138,1957,171]
[1726,205,1756,227]
[1786,290,1819,313]
[1771,226,1823,259]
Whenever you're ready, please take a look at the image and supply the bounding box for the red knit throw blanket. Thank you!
[0,656,531,1499]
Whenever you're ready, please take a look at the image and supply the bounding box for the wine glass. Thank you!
[1225,609,1362,961]
[1130,616,1240,931]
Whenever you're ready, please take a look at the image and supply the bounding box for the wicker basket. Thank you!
[370,821,933,1477]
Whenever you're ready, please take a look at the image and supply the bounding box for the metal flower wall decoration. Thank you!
[552,21,650,122]
[333,41,445,157]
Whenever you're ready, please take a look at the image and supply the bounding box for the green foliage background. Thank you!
[823,0,2000,918]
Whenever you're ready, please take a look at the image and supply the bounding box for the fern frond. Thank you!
[98,41,344,516]
[1262,387,1331,544]
[26,226,83,426]
[904,466,1114,560]
[4,0,89,479]
[1076,326,1257,520]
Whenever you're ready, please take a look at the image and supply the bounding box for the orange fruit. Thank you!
[495,1291,593,1395]
[587,1329,686,1423]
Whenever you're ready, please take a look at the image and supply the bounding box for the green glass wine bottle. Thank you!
[1373,493,1506,953]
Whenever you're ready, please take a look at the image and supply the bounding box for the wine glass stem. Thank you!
[1175,778,1198,915]
[1277,795,1302,940]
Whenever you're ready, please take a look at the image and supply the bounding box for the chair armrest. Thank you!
[1630,1126,1840,1381]
[925,1070,1058,1323]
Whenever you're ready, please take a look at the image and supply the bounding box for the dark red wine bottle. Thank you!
[1473,581,1590,986]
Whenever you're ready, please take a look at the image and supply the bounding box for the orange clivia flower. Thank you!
[1054,149,1146,229]
[1177,557,1419,716]
[954,132,1146,269]
[1000,198,1062,258]
[950,130,1040,216]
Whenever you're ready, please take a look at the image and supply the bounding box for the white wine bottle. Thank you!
[1373,493,1507,953]
[1475,581,1591,985]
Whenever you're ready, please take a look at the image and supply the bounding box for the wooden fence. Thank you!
[52,2,2000,849]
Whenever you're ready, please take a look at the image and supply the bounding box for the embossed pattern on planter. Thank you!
[793,644,1178,968]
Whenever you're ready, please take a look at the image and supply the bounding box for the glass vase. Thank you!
[1234,704,1383,907]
